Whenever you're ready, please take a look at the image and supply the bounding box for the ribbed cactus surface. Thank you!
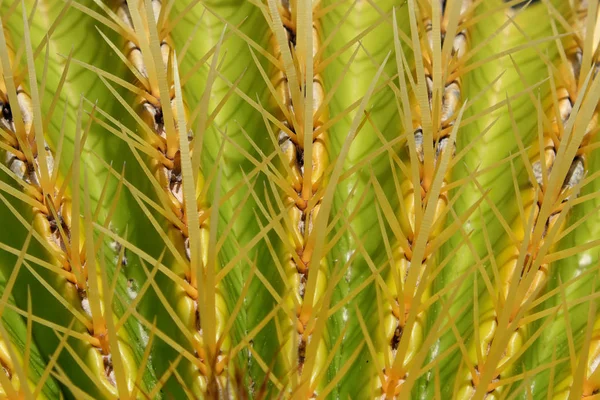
[0,0,600,399]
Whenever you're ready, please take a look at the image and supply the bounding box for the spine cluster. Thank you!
[462,1,600,398]
[555,1,600,396]
[114,0,227,391]
[0,25,125,393]
[382,1,471,396]
[270,0,329,388]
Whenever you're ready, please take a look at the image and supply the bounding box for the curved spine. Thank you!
[269,0,329,394]
[0,20,136,397]
[112,0,228,393]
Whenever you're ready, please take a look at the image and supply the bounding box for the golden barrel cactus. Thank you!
[0,0,599,399]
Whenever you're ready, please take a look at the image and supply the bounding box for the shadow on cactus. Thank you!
[0,0,600,399]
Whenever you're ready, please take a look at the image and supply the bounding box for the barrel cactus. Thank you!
[0,0,599,398]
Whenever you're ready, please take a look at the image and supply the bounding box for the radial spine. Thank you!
[112,0,229,393]
[0,20,133,395]
[460,1,600,397]
[269,0,330,393]
[379,1,472,397]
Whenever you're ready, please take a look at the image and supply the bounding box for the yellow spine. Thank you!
[381,1,472,396]
[0,21,134,395]
[270,0,329,394]
[459,2,599,398]
[113,0,227,392]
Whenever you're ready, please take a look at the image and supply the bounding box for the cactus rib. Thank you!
[379,1,472,397]
[110,0,231,393]
[459,1,600,398]
[268,0,330,395]
[0,13,138,397]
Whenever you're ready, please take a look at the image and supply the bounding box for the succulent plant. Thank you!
[0,0,599,398]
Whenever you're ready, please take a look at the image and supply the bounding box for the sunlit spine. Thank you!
[269,0,329,394]
[112,0,230,393]
[380,1,471,396]
[0,23,135,396]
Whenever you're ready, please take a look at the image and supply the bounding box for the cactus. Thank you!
[0,0,599,398]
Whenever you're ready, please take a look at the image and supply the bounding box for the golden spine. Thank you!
[459,2,600,398]
[270,0,329,391]
[113,0,228,392]
[0,23,133,395]
[380,1,472,396]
